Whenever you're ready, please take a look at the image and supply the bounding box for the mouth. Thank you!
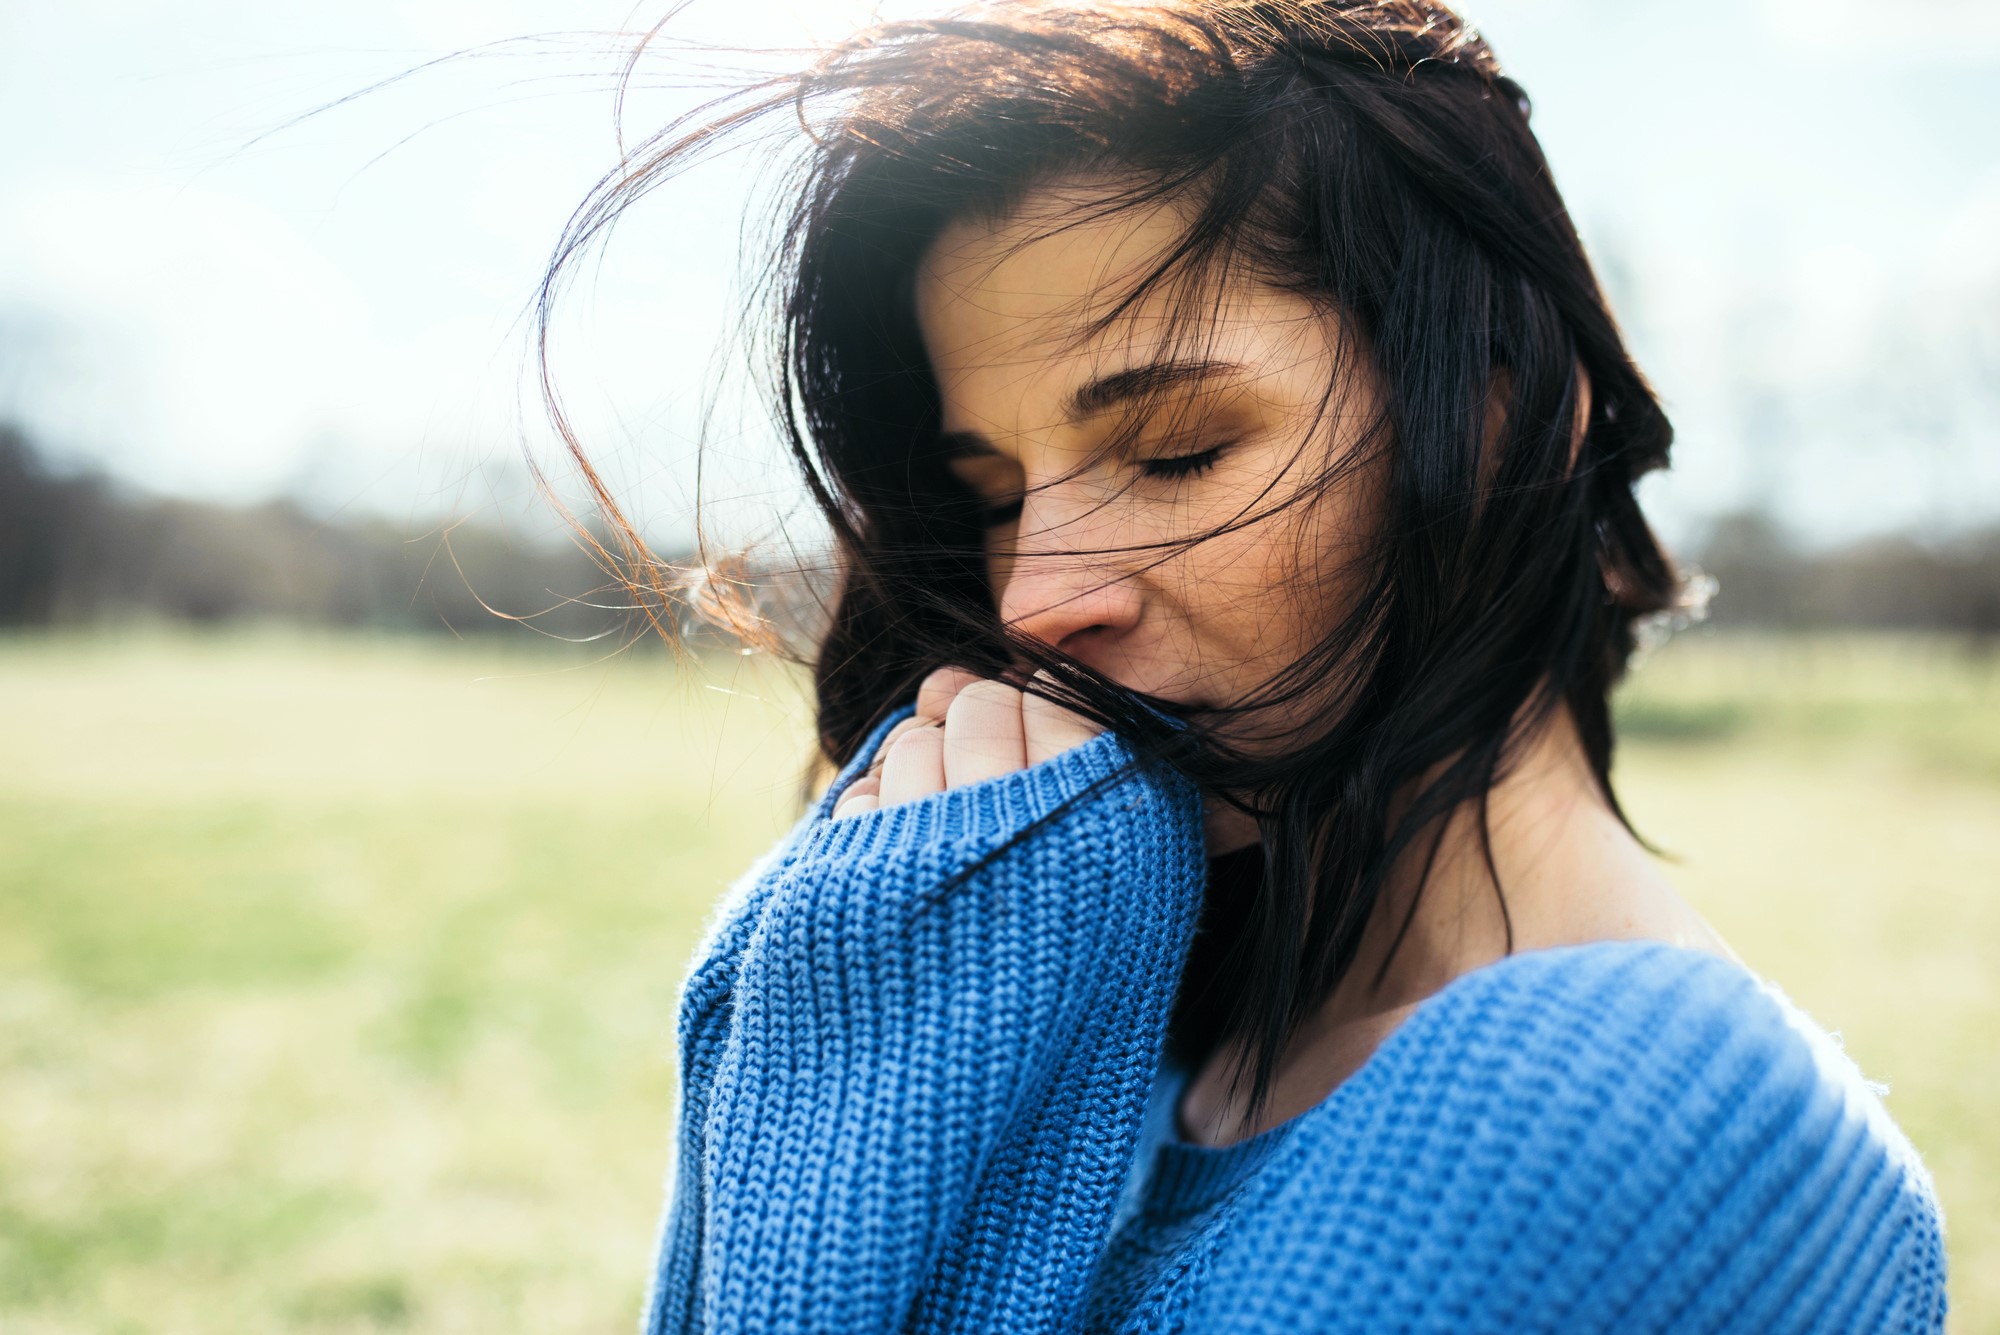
[1013,653,1217,728]
[1120,686,1210,730]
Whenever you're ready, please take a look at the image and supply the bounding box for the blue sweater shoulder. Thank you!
[642,706,1948,1334]
[1186,940,1949,1334]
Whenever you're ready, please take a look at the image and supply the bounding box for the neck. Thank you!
[1320,698,1727,1025]
[1176,696,1731,1147]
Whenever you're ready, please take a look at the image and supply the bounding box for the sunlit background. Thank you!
[2,2,1996,1331]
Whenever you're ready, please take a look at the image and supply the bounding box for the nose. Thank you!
[993,493,1144,659]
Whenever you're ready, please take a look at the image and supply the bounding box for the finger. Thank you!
[853,715,928,796]
[839,771,881,804]
[916,665,984,724]
[878,723,946,807]
[833,791,878,819]
[873,714,929,763]
[1021,672,1101,767]
[942,679,1027,788]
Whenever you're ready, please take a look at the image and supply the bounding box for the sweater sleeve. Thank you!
[645,708,1209,1335]
[1190,942,1949,1335]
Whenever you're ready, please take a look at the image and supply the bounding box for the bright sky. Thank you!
[2,0,1996,550]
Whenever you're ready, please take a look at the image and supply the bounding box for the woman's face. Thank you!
[913,179,1386,747]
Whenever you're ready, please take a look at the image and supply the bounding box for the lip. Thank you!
[1032,647,1216,719]
[1119,685,1210,727]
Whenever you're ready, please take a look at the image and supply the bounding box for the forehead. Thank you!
[916,180,1194,350]
[913,178,1331,434]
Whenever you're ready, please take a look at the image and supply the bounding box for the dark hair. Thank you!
[537,0,1689,1119]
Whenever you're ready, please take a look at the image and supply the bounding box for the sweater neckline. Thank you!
[1139,1063,1302,1217]
[1134,939,1759,1221]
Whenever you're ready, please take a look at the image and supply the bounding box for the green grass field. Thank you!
[0,628,1994,1332]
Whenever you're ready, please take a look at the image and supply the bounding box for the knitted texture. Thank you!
[1091,946,1950,1334]
[642,710,1948,1333]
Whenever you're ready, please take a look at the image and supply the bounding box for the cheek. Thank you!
[1285,442,1388,621]
[1182,481,1377,664]
[1158,521,1309,662]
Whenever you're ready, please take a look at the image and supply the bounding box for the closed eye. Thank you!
[1138,443,1228,481]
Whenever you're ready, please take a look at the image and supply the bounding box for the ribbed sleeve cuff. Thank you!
[804,719,1187,865]
[690,698,1206,1333]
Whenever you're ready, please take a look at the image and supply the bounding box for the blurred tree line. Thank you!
[3,420,1996,644]
[0,423,632,640]
[1698,511,2000,641]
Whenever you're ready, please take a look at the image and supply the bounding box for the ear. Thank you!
[1479,369,1511,488]
[1567,362,1594,471]
[1479,364,1593,476]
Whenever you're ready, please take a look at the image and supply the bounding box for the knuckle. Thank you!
[887,725,936,756]
[950,677,1019,711]
[946,683,1023,738]
[1024,693,1099,738]
[1019,684,1071,718]
[916,666,979,720]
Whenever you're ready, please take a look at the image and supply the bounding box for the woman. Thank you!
[543,1,1948,1329]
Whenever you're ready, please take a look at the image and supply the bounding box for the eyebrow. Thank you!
[939,357,1247,458]
[1065,357,1247,420]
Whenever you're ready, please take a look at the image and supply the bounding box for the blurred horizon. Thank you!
[3,0,1997,558]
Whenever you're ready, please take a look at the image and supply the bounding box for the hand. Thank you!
[830,666,1101,819]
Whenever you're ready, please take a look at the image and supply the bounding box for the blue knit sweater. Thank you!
[642,707,1948,1332]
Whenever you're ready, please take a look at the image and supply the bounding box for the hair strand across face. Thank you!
[537,0,1691,1121]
